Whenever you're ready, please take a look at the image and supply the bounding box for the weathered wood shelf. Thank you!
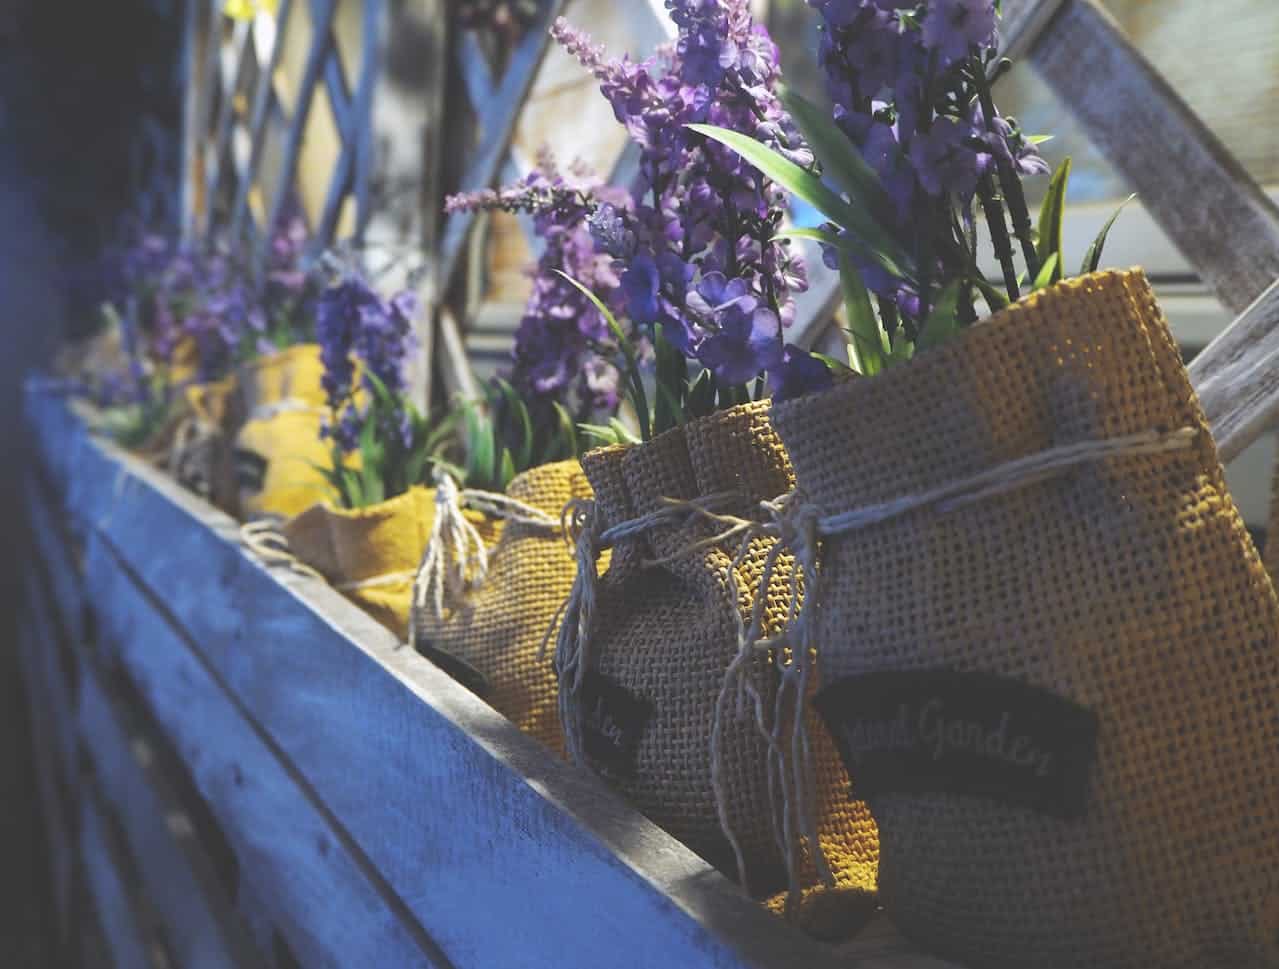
[18,381,958,969]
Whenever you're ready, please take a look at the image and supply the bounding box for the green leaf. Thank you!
[838,250,886,376]
[1036,156,1072,284]
[775,226,914,284]
[973,276,1011,312]
[888,328,915,365]
[498,449,517,492]
[463,402,495,489]
[494,376,534,472]
[1026,134,1054,146]
[809,351,854,375]
[578,422,626,447]
[554,270,650,441]
[686,370,716,420]
[1081,193,1136,275]
[1031,252,1061,292]
[689,123,915,283]
[553,402,580,459]
[609,417,641,446]
[777,84,895,225]
[653,324,686,436]
[916,280,963,352]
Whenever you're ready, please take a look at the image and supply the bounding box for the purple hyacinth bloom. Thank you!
[908,116,991,198]
[696,304,782,385]
[687,271,756,319]
[622,251,663,324]
[768,344,832,401]
[920,0,998,67]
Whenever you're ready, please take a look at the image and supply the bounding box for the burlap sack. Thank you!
[283,487,435,640]
[1264,458,1279,584]
[412,461,593,757]
[233,344,338,520]
[567,400,878,927]
[136,376,241,513]
[772,269,1279,968]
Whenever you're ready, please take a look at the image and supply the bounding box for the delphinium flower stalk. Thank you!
[807,0,1049,321]
[553,0,830,408]
[447,151,628,422]
[314,269,447,507]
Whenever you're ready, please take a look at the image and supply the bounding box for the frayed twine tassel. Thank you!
[542,498,601,765]
[707,493,831,916]
[409,469,560,650]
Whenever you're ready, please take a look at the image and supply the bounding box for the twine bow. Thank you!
[239,519,324,581]
[546,425,1201,914]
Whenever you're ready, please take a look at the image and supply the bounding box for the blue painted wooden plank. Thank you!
[80,791,157,969]
[24,563,81,801]
[25,470,86,647]
[22,391,889,969]
[81,529,445,969]
[15,617,75,947]
[78,660,266,969]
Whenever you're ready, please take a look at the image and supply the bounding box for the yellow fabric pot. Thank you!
[232,344,340,520]
[412,461,591,758]
[284,487,435,640]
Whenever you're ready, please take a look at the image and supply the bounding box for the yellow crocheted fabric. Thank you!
[284,487,435,640]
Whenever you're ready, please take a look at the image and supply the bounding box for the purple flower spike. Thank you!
[696,304,783,386]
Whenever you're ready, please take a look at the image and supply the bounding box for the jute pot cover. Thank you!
[233,344,339,520]
[284,486,434,641]
[566,400,878,926]
[772,269,1279,968]
[412,460,593,757]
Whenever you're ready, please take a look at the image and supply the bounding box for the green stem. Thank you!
[972,61,1040,280]
[976,173,1020,302]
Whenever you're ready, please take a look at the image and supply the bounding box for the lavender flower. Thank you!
[448,151,628,416]
[920,0,998,68]
[555,0,827,395]
[316,273,415,452]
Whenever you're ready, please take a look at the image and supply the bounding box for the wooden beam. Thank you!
[1011,0,1279,315]
[83,528,449,969]
[1188,277,1279,463]
[436,0,569,296]
[80,792,159,969]
[78,661,266,968]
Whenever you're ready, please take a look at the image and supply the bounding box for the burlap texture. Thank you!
[576,400,878,922]
[283,487,435,640]
[772,269,1279,968]
[233,344,339,520]
[412,460,595,757]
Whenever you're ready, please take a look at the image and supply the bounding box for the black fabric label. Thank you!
[815,669,1098,819]
[418,641,491,699]
[233,448,268,494]
[580,671,652,778]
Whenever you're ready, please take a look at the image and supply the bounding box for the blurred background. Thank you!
[2,0,1276,962]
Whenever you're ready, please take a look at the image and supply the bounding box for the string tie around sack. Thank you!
[239,518,324,581]
[407,469,561,650]
[249,397,320,423]
[545,425,1200,912]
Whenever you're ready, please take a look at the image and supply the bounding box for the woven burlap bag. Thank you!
[284,487,435,640]
[411,461,595,757]
[1264,460,1279,584]
[137,376,242,514]
[570,400,878,926]
[233,344,339,520]
[772,269,1279,968]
